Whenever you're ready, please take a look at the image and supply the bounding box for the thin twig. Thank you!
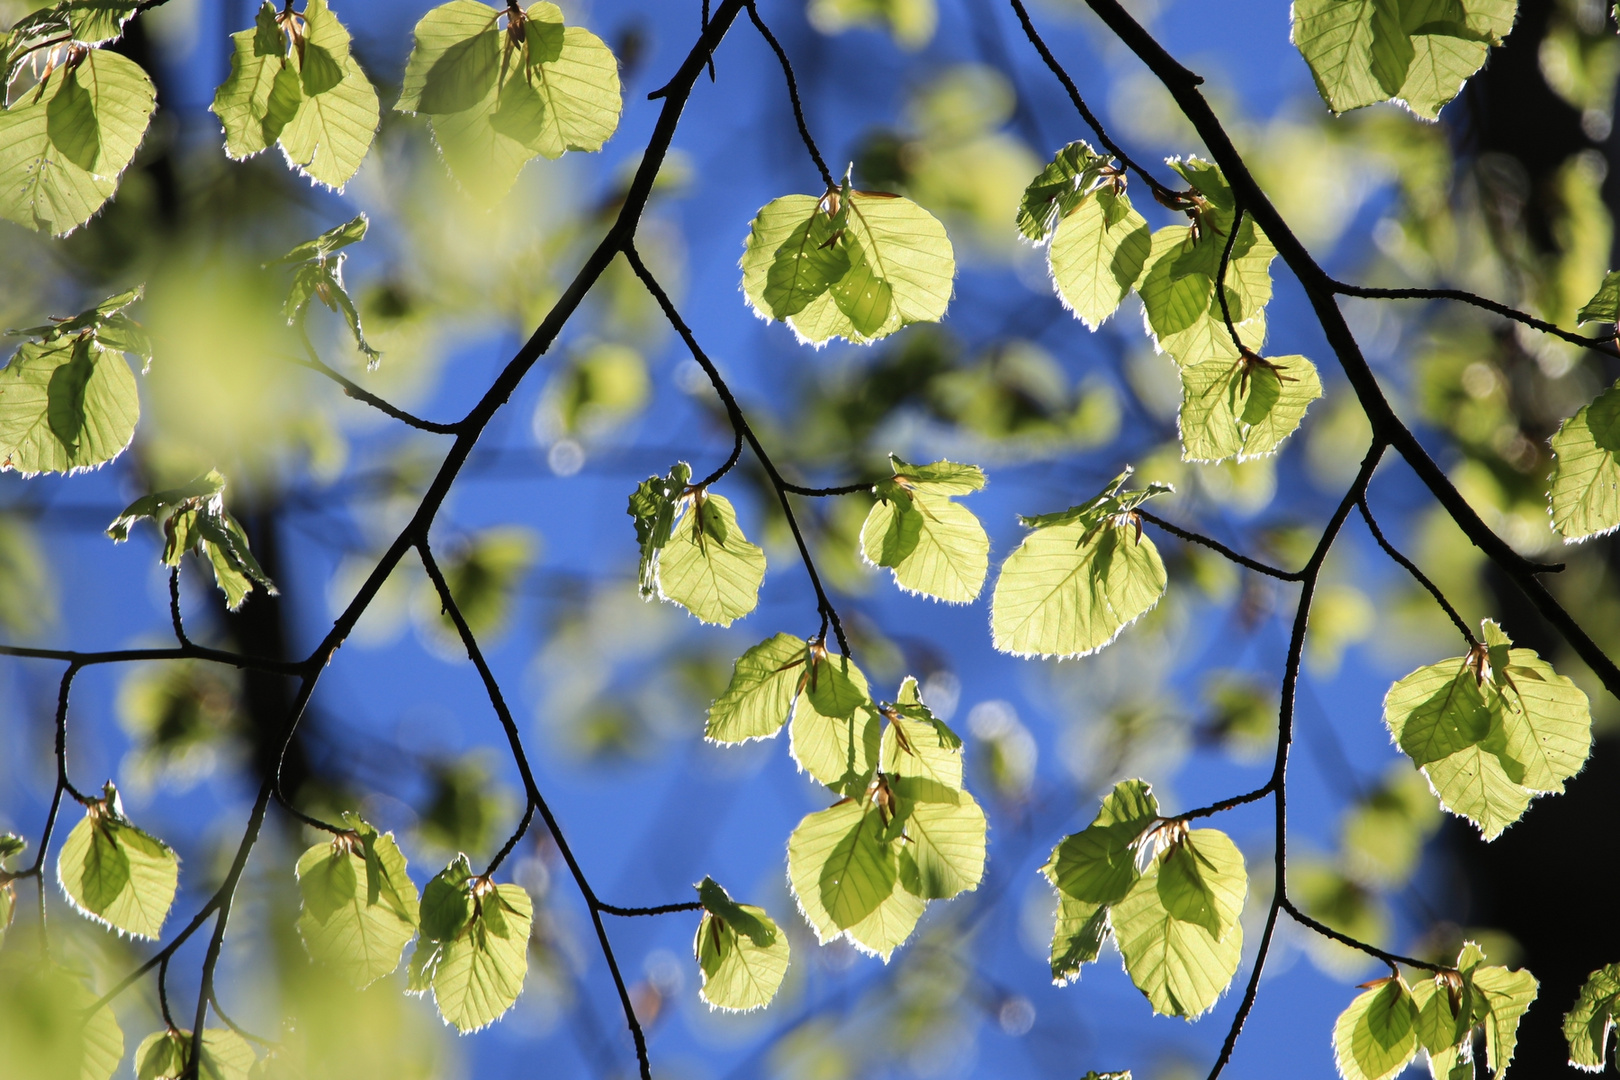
[780,480,874,496]
[290,339,461,435]
[1214,205,1245,351]
[418,540,658,1080]
[599,900,706,917]
[483,801,536,878]
[622,243,852,655]
[745,1,834,189]
[168,567,192,648]
[1137,510,1299,581]
[1330,280,1620,359]
[1005,0,1181,201]
[697,428,744,487]
[1281,899,1444,972]
[1357,496,1477,648]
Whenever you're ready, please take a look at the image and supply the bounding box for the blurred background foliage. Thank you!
[3,0,1620,1077]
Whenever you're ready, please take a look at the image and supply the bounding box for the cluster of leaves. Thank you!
[629,462,767,627]
[741,177,957,347]
[1331,943,1536,1080]
[1382,620,1591,840]
[273,213,381,365]
[1018,147,1322,465]
[4,0,624,237]
[1292,0,1517,121]
[1042,780,1247,1020]
[107,470,276,611]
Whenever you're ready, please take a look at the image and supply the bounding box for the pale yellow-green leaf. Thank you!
[1049,893,1109,986]
[1333,979,1420,1080]
[0,49,155,235]
[1049,186,1151,330]
[1178,353,1322,463]
[1549,380,1620,543]
[693,877,790,1012]
[1470,964,1538,1080]
[430,882,532,1032]
[57,794,179,940]
[842,877,924,961]
[656,492,766,626]
[894,781,985,900]
[1111,829,1245,1020]
[0,338,140,476]
[1563,964,1620,1071]
[706,633,806,743]
[790,653,881,795]
[879,692,964,789]
[295,816,420,989]
[787,799,897,944]
[991,515,1166,659]
[274,0,379,189]
[134,1028,255,1080]
[861,461,989,603]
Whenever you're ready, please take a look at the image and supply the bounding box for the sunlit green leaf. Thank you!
[693,877,790,1012]
[741,189,955,347]
[1549,379,1620,542]
[1178,352,1322,463]
[296,813,420,989]
[1332,978,1419,1080]
[0,49,155,235]
[57,781,179,940]
[107,470,276,611]
[1017,140,1108,242]
[134,1027,255,1080]
[1042,779,1159,985]
[1470,962,1538,1080]
[1384,619,1591,840]
[892,778,985,900]
[991,471,1169,659]
[276,214,380,364]
[879,676,964,789]
[409,855,532,1033]
[63,0,139,45]
[655,491,766,626]
[861,454,989,603]
[787,798,897,945]
[1564,963,1620,1071]
[790,650,881,795]
[1049,187,1151,330]
[1577,270,1620,326]
[707,633,807,743]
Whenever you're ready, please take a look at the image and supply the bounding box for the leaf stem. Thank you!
[290,334,461,434]
[1357,495,1478,648]
[1136,510,1299,581]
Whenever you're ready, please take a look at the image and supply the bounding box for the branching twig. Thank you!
[745,1,834,189]
[1137,510,1299,581]
[290,337,461,435]
[1330,280,1620,359]
[622,242,853,655]
[1357,496,1477,648]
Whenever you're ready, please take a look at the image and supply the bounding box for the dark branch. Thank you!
[0,642,305,676]
[598,900,705,917]
[1176,782,1273,822]
[1330,280,1620,359]
[745,1,834,190]
[168,567,192,648]
[1281,899,1444,973]
[1137,511,1299,580]
[780,480,874,496]
[1357,496,1477,648]
[1214,205,1245,351]
[1075,0,1620,707]
[697,427,744,488]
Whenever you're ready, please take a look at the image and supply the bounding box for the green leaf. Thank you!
[0,335,139,477]
[397,1,621,201]
[63,0,139,45]
[991,472,1169,659]
[655,490,767,626]
[1470,962,1538,1080]
[1042,779,1160,985]
[861,455,989,603]
[57,781,179,940]
[879,676,964,789]
[134,1028,255,1080]
[107,470,276,610]
[276,214,380,364]
[211,0,379,190]
[706,633,807,743]
[1178,352,1323,463]
[0,49,155,235]
[1017,140,1108,242]
[892,778,986,900]
[1332,978,1420,1080]
[628,461,691,599]
[1577,271,1620,326]
[841,880,925,962]
[1292,0,1513,121]
[1564,963,1620,1071]
[1549,379,1620,542]
[1409,972,1471,1059]
[0,966,123,1080]
[740,190,956,347]
[1384,620,1591,840]
[296,813,420,989]
[1112,826,1246,1020]
[693,877,791,1012]
[1049,186,1152,331]
[787,798,898,946]
[411,860,533,1032]
[790,650,881,795]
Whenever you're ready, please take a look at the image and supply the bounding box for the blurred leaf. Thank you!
[415,754,512,857]
[0,967,122,1080]
[134,1027,254,1080]
[806,0,936,49]
[108,470,276,611]
[117,660,241,789]
[546,342,648,435]
[423,525,539,643]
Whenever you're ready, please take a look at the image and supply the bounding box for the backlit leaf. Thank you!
[296,813,420,989]
[134,1027,254,1080]
[787,798,897,945]
[655,491,766,626]
[410,857,532,1033]
[693,877,790,1012]
[1178,352,1322,463]
[57,781,178,940]
[861,454,989,603]
[1017,140,1108,242]
[1049,186,1151,330]
[0,49,155,235]
[1564,963,1620,1071]
[706,633,807,743]
[1549,379,1620,542]
[790,650,881,795]
[991,471,1169,659]
[107,470,276,611]
[1332,978,1419,1080]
